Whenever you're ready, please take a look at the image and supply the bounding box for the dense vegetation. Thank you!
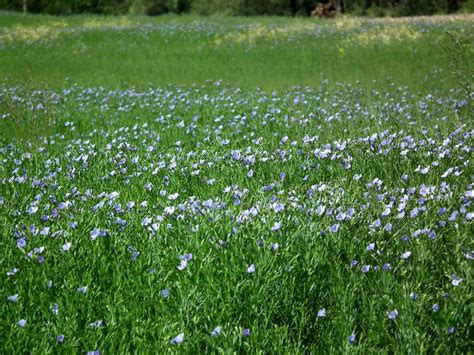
[1,12,473,90]
[1,12,473,354]
[1,0,474,16]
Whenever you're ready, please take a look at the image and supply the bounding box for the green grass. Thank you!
[0,11,473,354]
[0,11,472,91]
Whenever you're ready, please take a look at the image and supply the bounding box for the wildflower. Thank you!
[52,303,59,315]
[77,286,88,294]
[179,253,193,261]
[432,304,439,312]
[401,251,412,260]
[448,211,458,221]
[210,326,221,337]
[242,328,251,337]
[448,326,456,334]
[369,219,381,229]
[409,292,418,301]
[388,310,398,320]
[16,238,27,249]
[57,335,64,343]
[161,288,170,298]
[361,265,371,273]
[346,207,355,218]
[317,309,326,317]
[271,221,281,231]
[366,243,375,252]
[330,224,339,233]
[348,333,356,344]
[62,242,72,252]
[451,274,463,286]
[7,294,19,302]
[169,332,184,345]
[247,264,256,274]
[116,217,127,226]
[17,319,27,327]
[89,320,103,328]
[177,259,187,271]
[168,193,179,200]
[90,229,100,240]
[27,206,38,214]
[274,203,284,213]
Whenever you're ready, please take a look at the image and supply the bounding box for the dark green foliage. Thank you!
[0,0,472,15]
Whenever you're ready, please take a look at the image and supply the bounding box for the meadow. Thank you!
[0,11,473,353]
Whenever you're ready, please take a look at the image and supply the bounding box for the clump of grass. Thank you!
[0,67,58,146]
[442,31,473,115]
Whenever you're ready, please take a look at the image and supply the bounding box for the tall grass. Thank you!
[0,12,472,91]
[0,12,472,354]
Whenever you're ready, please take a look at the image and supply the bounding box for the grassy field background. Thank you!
[1,12,473,90]
[0,11,473,354]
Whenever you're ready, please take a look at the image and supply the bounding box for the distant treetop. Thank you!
[1,0,473,17]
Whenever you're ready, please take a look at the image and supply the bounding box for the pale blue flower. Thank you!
[161,288,170,298]
[77,286,88,294]
[388,310,398,320]
[62,242,72,252]
[7,294,19,302]
[451,274,463,286]
[169,332,184,345]
[210,326,221,337]
[247,264,256,274]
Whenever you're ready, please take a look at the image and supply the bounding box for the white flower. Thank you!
[401,251,412,260]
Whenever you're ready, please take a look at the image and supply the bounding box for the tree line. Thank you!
[1,0,472,16]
